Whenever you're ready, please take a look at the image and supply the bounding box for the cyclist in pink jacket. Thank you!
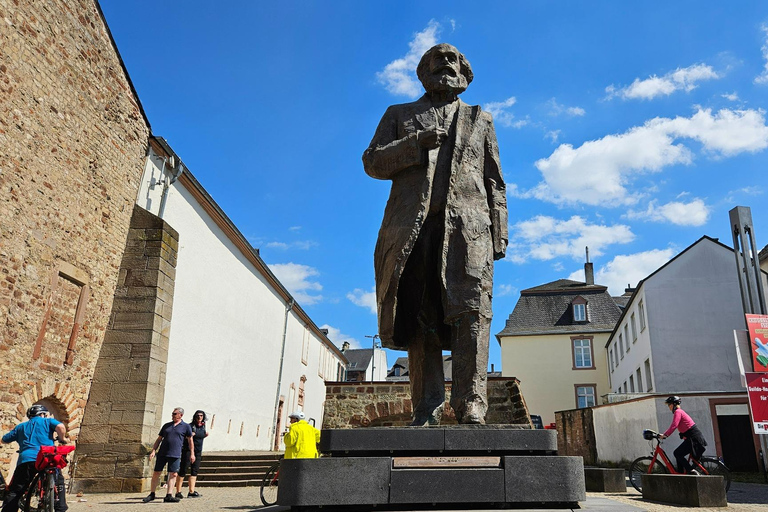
[659,396,708,474]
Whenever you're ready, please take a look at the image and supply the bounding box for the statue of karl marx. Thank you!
[363,44,508,425]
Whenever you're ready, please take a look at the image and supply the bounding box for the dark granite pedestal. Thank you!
[278,426,585,510]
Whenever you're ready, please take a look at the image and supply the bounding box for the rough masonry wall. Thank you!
[555,408,597,465]
[323,379,532,428]
[0,0,149,469]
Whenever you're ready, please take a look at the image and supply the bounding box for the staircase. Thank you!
[195,452,281,487]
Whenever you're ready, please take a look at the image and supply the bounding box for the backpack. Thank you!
[34,445,76,471]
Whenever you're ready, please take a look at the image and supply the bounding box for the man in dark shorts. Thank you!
[142,407,194,503]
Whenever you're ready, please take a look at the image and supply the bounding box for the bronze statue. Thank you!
[363,44,508,425]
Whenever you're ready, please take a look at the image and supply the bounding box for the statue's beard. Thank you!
[422,70,467,96]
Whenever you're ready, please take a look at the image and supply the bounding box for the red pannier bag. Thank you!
[34,445,75,471]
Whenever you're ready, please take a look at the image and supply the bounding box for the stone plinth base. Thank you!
[642,474,726,507]
[279,427,585,509]
[584,467,626,492]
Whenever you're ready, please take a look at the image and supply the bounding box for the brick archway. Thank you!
[15,378,82,439]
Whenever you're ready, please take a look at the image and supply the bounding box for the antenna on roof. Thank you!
[585,247,590,263]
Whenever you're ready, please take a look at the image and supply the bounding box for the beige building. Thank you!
[498,261,622,426]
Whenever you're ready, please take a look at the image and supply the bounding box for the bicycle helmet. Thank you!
[664,396,681,405]
[26,404,49,418]
[288,411,305,420]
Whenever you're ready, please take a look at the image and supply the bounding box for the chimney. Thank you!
[491,364,495,373]
[584,247,594,285]
[341,341,350,352]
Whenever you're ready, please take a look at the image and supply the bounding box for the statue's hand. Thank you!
[416,128,448,149]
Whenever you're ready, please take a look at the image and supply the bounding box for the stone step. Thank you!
[194,452,281,488]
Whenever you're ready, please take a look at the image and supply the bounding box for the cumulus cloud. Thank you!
[722,92,740,101]
[484,97,528,128]
[606,63,720,100]
[547,98,586,117]
[568,248,675,296]
[528,107,768,206]
[320,324,361,350]
[347,287,377,315]
[506,215,635,263]
[268,262,323,305]
[376,20,442,98]
[626,198,710,226]
[755,24,768,85]
[724,186,763,203]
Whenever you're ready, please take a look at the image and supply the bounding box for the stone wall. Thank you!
[323,378,532,428]
[555,408,597,466]
[74,206,177,492]
[0,0,149,469]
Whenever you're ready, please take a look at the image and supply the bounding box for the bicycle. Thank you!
[628,429,731,493]
[21,444,75,512]
[260,458,281,506]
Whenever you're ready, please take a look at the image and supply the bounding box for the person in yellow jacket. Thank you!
[283,411,320,459]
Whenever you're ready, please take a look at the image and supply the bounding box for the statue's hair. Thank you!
[416,43,474,89]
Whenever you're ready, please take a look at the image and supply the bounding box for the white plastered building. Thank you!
[134,136,346,451]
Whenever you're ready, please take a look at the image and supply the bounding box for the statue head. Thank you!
[417,43,474,96]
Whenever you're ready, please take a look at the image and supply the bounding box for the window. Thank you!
[576,385,596,408]
[630,313,637,342]
[618,334,624,359]
[636,368,643,392]
[629,375,635,392]
[572,297,587,322]
[644,359,653,391]
[609,349,614,371]
[301,328,309,365]
[623,381,627,393]
[638,300,646,331]
[393,367,401,377]
[624,325,630,352]
[613,343,619,366]
[572,337,594,369]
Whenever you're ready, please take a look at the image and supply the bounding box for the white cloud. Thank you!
[347,287,377,315]
[320,324,361,350]
[547,98,586,117]
[506,215,635,263]
[495,284,518,297]
[376,20,441,98]
[530,107,768,206]
[722,92,739,101]
[289,226,302,232]
[606,63,720,100]
[265,240,318,250]
[724,185,763,203]
[545,130,561,143]
[268,262,323,305]
[484,97,526,128]
[568,248,675,295]
[755,24,768,85]
[626,198,710,226]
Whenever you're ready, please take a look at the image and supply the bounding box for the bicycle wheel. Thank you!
[260,462,280,506]
[44,472,55,512]
[628,456,667,492]
[697,457,731,492]
[22,473,42,512]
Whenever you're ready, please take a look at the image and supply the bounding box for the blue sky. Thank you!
[100,2,768,372]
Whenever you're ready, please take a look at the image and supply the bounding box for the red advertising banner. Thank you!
[745,314,768,372]
[746,372,768,434]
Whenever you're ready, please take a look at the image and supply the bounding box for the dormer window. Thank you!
[572,296,588,322]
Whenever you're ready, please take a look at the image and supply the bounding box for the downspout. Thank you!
[158,156,184,219]
[271,299,295,450]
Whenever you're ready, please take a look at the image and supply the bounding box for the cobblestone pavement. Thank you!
[64,483,768,512]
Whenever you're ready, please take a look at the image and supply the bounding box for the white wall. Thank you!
[137,149,344,451]
[593,397,658,464]
[608,287,654,394]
